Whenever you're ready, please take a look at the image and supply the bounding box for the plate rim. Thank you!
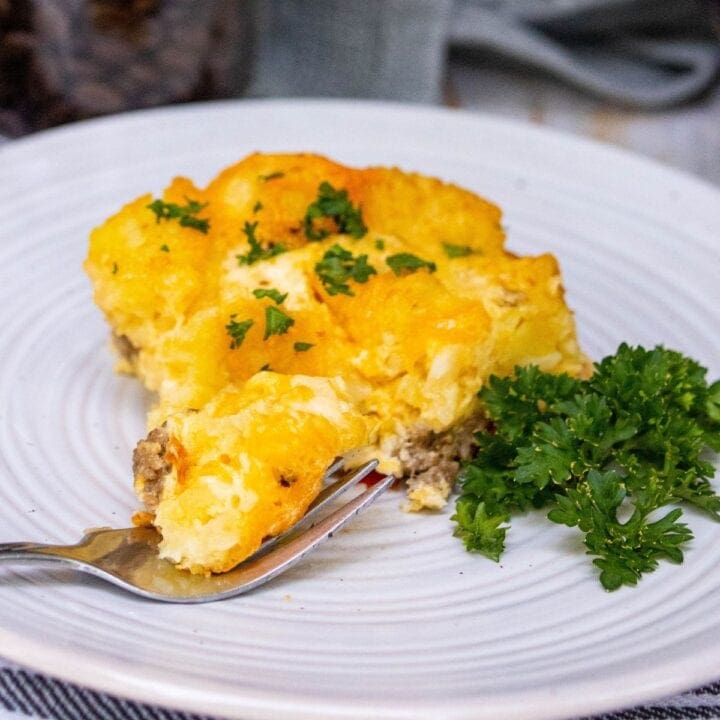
[2,96,720,206]
[1,97,720,720]
[4,622,720,720]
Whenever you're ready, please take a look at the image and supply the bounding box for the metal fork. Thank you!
[0,460,391,603]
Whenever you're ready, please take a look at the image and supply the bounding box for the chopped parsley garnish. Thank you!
[294,342,314,352]
[315,244,377,296]
[111,262,118,274]
[160,244,170,253]
[386,253,436,276]
[259,171,284,182]
[259,363,272,371]
[303,182,367,240]
[252,200,263,213]
[453,344,720,591]
[252,288,287,305]
[264,306,295,339]
[236,222,287,266]
[147,198,210,233]
[225,315,254,349]
[443,242,474,258]
[375,238,385,251]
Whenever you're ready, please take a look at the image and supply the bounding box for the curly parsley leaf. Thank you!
[385,253,437,276]
[226,316,254,349]
[252,288,287,305]
[459,460,553,515]
[303,182,367,240]
[707,381,720,425]
[451,498,509,561]
[147,198,210,233]
[264,306,294,339]
[315,244,377,296]
[454,344,720,590]
[514,417,580,489]
[236,222,287,266]
[294,342,314,352]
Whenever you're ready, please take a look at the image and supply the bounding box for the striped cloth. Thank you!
[2,659,720,720]
[0,663,211,720]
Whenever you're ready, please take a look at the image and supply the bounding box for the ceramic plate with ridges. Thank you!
[0,100,719,720]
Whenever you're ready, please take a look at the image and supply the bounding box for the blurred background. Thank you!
[1,0,719,182]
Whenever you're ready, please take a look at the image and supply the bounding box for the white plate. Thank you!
[1,100,719,720]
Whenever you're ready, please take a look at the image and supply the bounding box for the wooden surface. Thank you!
[448,56,720,187]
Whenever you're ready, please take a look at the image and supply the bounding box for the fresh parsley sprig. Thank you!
[315,244,377,296]
[147,198,210,233]
[453,344,720,590]
[304,182,367,240]
[547,469,693,590]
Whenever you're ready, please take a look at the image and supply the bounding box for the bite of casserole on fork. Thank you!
[132,372,369,575]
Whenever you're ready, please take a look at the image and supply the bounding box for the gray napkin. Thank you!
[248,0,720,107]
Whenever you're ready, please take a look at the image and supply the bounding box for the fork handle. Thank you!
[0,542,66,563]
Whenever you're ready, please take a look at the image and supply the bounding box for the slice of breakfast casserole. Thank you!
[85,153,587,573]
